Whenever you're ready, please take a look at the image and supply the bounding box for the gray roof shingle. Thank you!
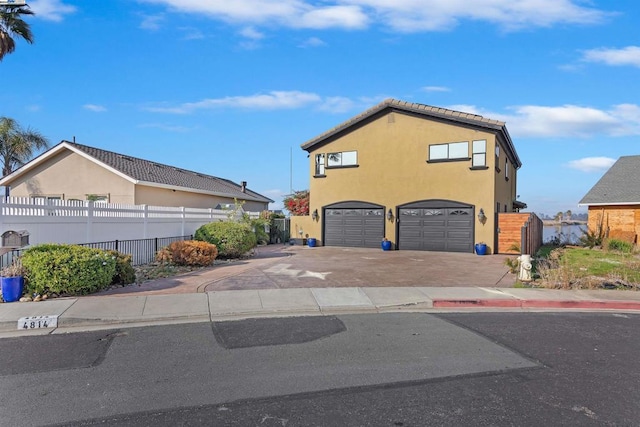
[579,155,640,205]
[64,141,273,203]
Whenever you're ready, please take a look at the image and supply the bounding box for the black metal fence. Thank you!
[0,235,192,268]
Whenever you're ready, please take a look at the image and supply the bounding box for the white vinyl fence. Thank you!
[0,197,258,247]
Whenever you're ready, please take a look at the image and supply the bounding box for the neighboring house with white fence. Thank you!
[0,197,259,247]
[0,141,273,212]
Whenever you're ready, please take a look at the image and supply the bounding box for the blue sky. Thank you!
[1,0,638,215]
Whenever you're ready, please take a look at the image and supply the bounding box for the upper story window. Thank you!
[315,154,325,176]
[428,141,469,162]
[327,151,358,168]
[495,145,501,172]
[505,160,510,181]
[472,140,486,167]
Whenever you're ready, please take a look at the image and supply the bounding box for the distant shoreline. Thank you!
[542,220,587,226]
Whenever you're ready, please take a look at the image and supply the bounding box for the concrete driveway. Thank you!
[98,245,517,296]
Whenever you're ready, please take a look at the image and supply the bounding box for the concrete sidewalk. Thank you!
[2,286,640,337]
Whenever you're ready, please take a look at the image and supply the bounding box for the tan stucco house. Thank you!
[579,155,640,244]
[290,99,527,253]
[0,141,273,211]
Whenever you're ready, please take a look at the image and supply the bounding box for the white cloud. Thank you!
[239,26,264,40]
[145,91,323,114]
[448,103,640,138]
[422,86,450,92]
[581,46,640,68]
[317,97,355,113]
[567,157,616,172]
[179,27,205,40]
[28,0,77,22]
[28,0,76,22]
[138,0,610,32]
[83,104,107,113]
[140,14,165,31]
[298,37,327,48]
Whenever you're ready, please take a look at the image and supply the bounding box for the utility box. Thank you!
[1,230,30,248]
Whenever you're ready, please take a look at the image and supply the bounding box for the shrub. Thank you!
[21,244,116,296]
[156,240,218,266]
[604,239,633,254]
[105,250,136,286]
[194,221,257,258]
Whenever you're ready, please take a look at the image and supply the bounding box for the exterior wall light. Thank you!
[387,209,393,221]
[477,208,487,223]
[312,209,319,221]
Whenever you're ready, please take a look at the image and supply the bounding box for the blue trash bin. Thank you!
[307,238,317,247]
[1,276,24,302]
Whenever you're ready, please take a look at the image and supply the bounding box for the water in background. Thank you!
[543,224,586,245]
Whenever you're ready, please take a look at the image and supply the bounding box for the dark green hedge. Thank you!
[194,221,257,258]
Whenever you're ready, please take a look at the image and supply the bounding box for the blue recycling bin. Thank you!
[307,238,317,247]
[1,276,24,302]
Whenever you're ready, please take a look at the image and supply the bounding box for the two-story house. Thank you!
[290,99,526,253]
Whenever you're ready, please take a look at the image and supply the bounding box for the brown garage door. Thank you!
[397,200,474,252]
[323,202,384,248]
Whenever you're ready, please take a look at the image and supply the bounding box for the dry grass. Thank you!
[534,246,640,290]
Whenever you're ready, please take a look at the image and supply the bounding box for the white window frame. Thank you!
[315,154,325,175]
[429,141,469,161]
[472,140,486,167]
[327,150,358,168]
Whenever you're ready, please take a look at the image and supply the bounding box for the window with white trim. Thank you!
[428,141,469,161]
[315,154,325,175]
[472,140,486,167]
[495,145,501,172]
[505,160,510,180]
[327,151,358,167]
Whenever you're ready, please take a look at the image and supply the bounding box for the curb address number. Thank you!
[18,315,58,330]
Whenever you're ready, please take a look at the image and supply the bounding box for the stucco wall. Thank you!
[135,185,268,211]
[9,150,135,203]
[303,111,518,250]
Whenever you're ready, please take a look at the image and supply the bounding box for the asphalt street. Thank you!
[1,312,639,426]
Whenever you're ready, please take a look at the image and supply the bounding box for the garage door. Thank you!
[324,202,384,248]
[397,200,474,252]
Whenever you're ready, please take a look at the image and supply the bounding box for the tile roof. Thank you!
[300,98,521,168]
[579,155,640,205]
[64,141,273,203]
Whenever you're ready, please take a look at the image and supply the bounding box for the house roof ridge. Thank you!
[61,141,274,203]
[300,99,512,159]
[579,155,640,205]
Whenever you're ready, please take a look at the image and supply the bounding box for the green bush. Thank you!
[605,239,633,253]
[194,221,257,258]
[105,250,136,286]
[21,244,117,296]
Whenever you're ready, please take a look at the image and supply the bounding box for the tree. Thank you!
[0,117,49,198]
[565,210,572,221]
[554,212,564,223]
[283,190,309,216]
[0,4,35,61]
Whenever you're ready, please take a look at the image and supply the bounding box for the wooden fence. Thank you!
[497,212,543,255]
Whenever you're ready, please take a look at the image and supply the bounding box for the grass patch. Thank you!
[534,246,640,290]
